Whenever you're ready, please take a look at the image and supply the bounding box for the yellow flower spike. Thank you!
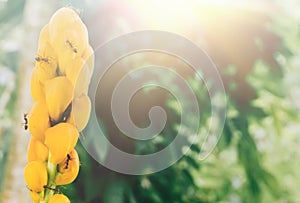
[69,93,91,132]
[44,123,79,164]
[44,76,73,122]
[65,57,91,97]
[28,99,50,143]
[35,42,58,84]
[82,45,94,76]
[48,194,70,203]
[29,191,40,203]
[55,149,80,185]
[30,67,44,102]
[38,24,50,48]
[28,138,49,162]
[27,6,93,202]
[24,161,48,193]
[49,7,89,56]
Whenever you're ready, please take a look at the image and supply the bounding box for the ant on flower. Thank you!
[43,185,60,193]
[66,40,78,53]
[65,154,71,169]
[23,113,28,130]
[35,56,49,63]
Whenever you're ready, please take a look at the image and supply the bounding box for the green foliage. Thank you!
[69,3,300,201]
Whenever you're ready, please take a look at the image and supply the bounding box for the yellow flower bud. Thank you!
[28,99,50,143]
[82,45,94,76]
[27,138,49,162]
[24,161,47,192]
[44,123,79,164]
[65,57,91,97]
[35,42,58,84]
[48,194,70,203]
[55,149,80,185]
[29,191,40,203]
[44,76,73,121]
[49,7,80,29]
[65,57,85,85]
[49,7,89,57]
[68,93,91,132]
[30,68,44,102]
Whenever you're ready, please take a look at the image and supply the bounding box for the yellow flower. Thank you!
[44,123,79,164]
[30,67,44,102]
[44,76,73,122]
[48,194,70,203]
[24,161,47,192]
[27,138,49,162]
[29,191,40,203]
[28,98,50,143]
[68,93,91,132]
[55,149,80,185]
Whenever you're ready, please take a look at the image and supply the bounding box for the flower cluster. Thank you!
[24,7,94,203]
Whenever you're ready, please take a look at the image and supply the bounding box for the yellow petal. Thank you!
[49,7,80,28]
[51,23,88,56]
[35,42,58,84]
[44,123,79,164]
[65,57,91,97]
[30,68,44,102]
[29,191,40,203]
[48,194,70,203]
[28,99,50,143]
[44,76,73,121]
[82,45,94,76]
[69,94,91,132]
[24,161,47,192]
[38,24,50,48]
[65,57,85,85]
[55,149,80,185]
[57,49,76,75]
[52,31,88,75]
[27,138,49,162]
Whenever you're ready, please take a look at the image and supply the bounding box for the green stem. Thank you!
[40,154,57,203]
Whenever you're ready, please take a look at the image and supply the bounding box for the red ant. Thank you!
[66,40,78,53]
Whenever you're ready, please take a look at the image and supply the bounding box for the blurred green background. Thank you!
[1,0,300,202]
